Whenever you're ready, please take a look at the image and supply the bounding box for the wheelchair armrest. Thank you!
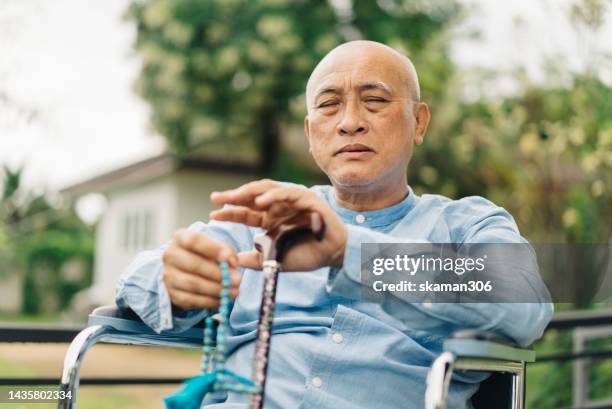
[59,305,206,408]
[426,331,533,409]
[87,304,204,343]
[443,330,535,363]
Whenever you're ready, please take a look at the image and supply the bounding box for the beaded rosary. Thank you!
[165,212,325,409]
[164,261,268,409]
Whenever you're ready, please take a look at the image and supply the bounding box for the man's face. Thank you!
[304,45,427,189]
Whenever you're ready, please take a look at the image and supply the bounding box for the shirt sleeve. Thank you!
[326,198,554,346]
[115,219,251,334]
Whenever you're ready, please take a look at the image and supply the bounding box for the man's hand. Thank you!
[210,179,348,272]
[162,229,241,310]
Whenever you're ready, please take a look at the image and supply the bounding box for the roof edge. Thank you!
[61,153,260,197]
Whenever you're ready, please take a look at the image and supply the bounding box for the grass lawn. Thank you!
[0,313,62,325]
[0,355,141,409]
[0,344,197,409]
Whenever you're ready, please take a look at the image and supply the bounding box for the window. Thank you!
[121,210,155,251]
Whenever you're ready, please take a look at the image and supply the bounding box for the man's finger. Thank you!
[165,267,223,297]
[165,267,240,297]
[210,206,265,227]
[266,201,299,222]
[237,250,263,270]
[210,179,280,208]
[229,270,242,288]
[254,187,319,213]
[211,206,298,231]
[168,288,220,309]
[163,247,222,281]
[173,229,237,266]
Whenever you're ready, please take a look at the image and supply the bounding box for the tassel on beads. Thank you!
[164,372,216,409]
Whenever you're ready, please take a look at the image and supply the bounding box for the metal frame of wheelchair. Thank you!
[58,306,535,409]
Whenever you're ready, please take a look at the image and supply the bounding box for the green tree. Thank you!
[0,166,94,314]
[126,0,460,171]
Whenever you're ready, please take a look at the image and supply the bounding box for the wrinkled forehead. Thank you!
[306,48,415,104]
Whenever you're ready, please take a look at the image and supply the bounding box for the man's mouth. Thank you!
[335,144,375,155]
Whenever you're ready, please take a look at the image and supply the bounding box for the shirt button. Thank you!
[423,300,433,309]
[311,377,323,388]
[332,333,344,344]
[355,214,366,224]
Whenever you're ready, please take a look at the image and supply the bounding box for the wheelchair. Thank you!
[58,305,534,409]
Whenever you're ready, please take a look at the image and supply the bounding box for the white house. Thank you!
[62,153,259,307]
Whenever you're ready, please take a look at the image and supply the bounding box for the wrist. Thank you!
[329,225,348,268]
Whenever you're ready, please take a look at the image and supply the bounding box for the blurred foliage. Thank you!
[410,74,612,243]
[126,0,460,165]
[0,166,94,314]
[528,321,612,408]
[528,331,574,408]
[409,0,612,244]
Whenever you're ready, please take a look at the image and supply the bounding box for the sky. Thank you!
[0,0,164,195]
[1,0,611,197]
[453,0,612,96]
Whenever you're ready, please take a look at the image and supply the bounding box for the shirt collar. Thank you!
[326,185,416,228]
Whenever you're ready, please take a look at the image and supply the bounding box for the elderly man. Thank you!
[116,41,553,409]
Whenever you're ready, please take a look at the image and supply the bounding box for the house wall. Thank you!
[92,170,255,306]
[92,175,176,305]
[174,169,254,229]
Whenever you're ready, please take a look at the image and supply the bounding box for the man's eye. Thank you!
[364,97,388,103]
[318,101,339,108]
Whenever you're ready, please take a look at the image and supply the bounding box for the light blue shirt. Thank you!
[116,184,553,409]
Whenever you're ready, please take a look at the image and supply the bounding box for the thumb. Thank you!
[237,250,263,270]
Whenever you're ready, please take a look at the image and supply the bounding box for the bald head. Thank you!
[306,40,420,109]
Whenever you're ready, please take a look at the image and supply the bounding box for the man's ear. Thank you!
[414,102,430,145]
[304,116,312,153]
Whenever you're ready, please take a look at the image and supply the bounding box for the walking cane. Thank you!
[249,212,326,409]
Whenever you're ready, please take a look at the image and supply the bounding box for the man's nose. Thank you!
[337,101,368,136]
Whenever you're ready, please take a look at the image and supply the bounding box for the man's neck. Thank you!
[332,179,409,212]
